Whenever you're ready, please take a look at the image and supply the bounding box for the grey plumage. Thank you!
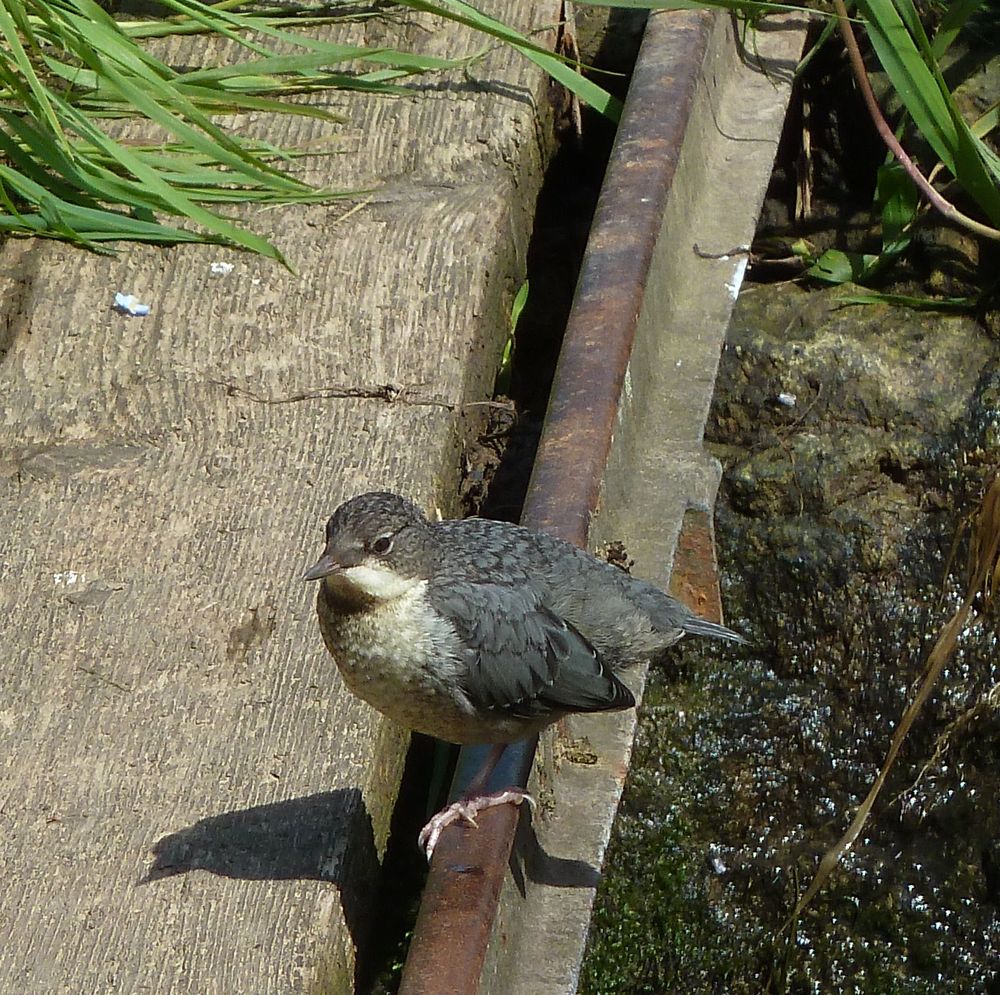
[305,491,741,746]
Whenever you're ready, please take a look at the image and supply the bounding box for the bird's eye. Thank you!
[370,535,393,555]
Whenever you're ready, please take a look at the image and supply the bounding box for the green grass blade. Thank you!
[0,4,62,136]
[397,0,623,120]
[838,290,974,311]
[855,0,957,166]
[62,45,305,191]
[142,0,464,72]
[571,0,810,15]
[178,48,456,86]
[930,0,980,59]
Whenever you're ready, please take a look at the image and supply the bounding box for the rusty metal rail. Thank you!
[398,10,719,993]
[398,7,806,992]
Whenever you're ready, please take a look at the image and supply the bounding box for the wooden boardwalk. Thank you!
[0,6,554,991]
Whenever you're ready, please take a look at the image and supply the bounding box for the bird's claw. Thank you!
[418,788,535,861]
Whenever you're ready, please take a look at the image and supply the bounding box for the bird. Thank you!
[304,491,742,857]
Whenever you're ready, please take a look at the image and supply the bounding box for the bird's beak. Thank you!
[303,549,341,582]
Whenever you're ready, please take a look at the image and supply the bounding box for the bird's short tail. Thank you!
[682,615,745,643]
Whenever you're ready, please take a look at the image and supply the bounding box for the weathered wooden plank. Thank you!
[0,5,556,991]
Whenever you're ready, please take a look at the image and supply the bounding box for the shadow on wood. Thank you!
[143,788,375,953]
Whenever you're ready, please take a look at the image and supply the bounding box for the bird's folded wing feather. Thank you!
[427,580,635,718]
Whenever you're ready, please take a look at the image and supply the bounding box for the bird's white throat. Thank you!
[329,563,424,603]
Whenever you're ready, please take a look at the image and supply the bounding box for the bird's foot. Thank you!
[418,788,536,861]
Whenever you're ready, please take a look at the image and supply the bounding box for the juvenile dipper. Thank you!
[305,491,741,856]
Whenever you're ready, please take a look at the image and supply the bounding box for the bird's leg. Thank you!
[465,742,506,795]
[417,743,535,861]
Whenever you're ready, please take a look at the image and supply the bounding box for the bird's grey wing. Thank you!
[428,580,635,718]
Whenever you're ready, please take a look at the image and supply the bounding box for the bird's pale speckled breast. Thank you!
[315,578,537,744]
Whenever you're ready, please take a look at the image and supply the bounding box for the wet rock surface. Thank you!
[582,283,1000,993]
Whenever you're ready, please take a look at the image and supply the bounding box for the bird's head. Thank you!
[304,491,435,603]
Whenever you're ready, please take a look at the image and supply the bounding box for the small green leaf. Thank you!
[875,162,917,251]
[510,280,529,330]
[807,249,878,284]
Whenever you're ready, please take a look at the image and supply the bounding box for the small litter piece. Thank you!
[776,392,797,408]
[113,292,151,317]
[210,261,235,276]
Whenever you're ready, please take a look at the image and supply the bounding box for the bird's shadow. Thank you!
[141,788,378,956]
[141,781,604,984]
[143,788,369,883]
